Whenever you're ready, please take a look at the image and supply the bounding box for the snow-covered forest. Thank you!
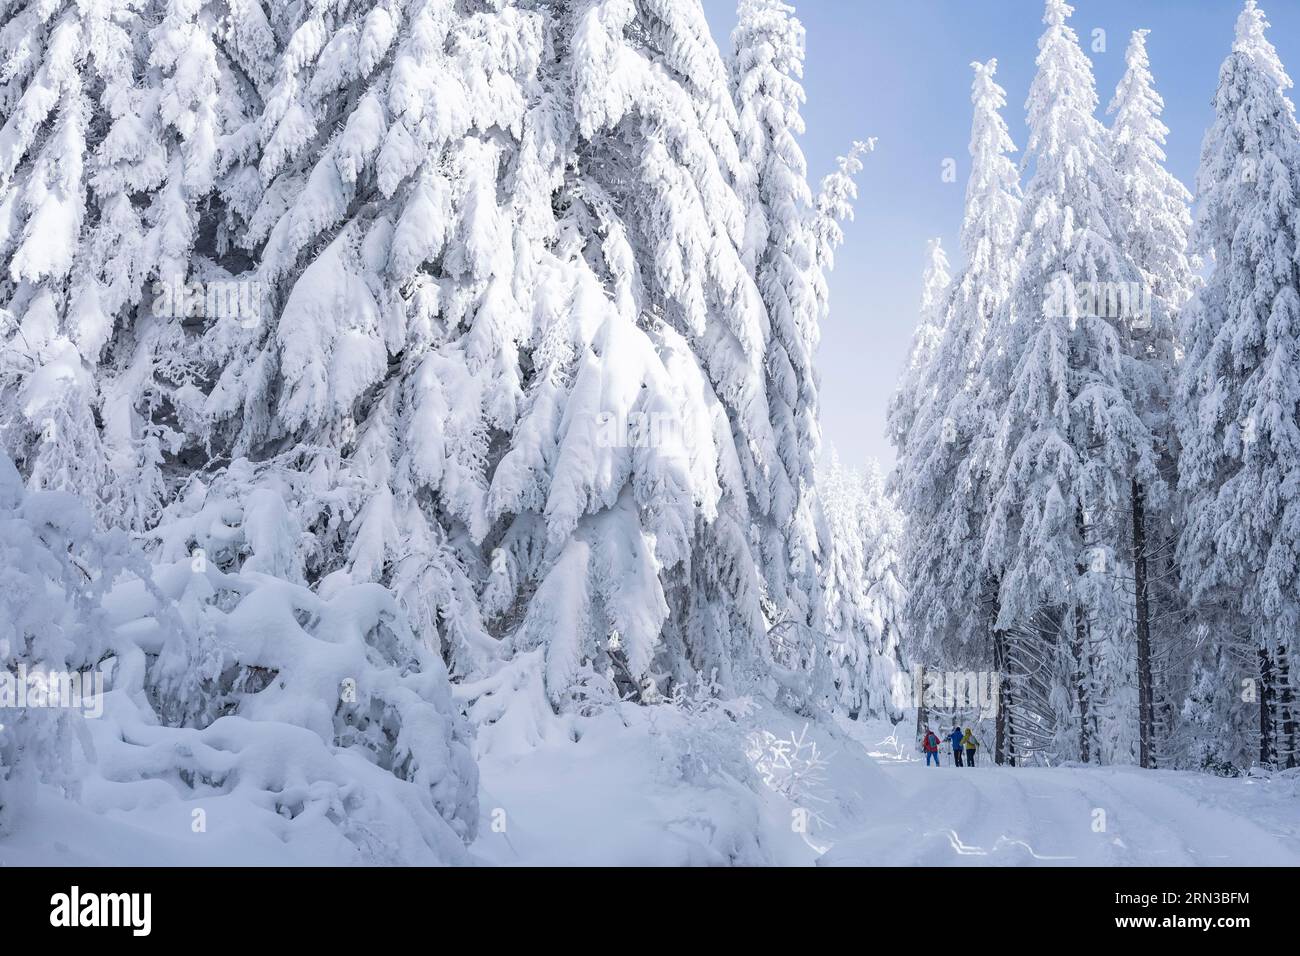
[892,0,1299,777]
[0,0,1297,867]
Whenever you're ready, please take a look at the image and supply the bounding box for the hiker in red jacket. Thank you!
[921,728,942,766]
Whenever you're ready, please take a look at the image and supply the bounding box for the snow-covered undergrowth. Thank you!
[462,665,897,866]
[0,453,476,865]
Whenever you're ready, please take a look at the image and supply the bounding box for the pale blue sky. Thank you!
[702,0,1300,471]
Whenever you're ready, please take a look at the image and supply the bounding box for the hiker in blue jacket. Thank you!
[948,723,964,767]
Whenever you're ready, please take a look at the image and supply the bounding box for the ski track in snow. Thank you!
[819,724,1300,867]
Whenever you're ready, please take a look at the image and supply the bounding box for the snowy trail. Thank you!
[465,711,1299,867]
[819,733,1300,866]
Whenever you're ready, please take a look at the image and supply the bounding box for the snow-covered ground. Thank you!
[822,721,1300,866]
[4,707,1297,866]
[469,710,1300,867]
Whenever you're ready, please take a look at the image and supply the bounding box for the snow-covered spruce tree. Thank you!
[890,59,1022,763]
[175,0,865,717]
[819,451,905,721]
[191,0,545,679]
[1177,631,1258,775]
[886,238,950,462]
[1,0,136,511]
[974,0,1147,764]
[885,237,949,738]
[730,13,873,699]
[812,452,864,714]
[731,0,823,639]
[858,460,906,719]
[488,0,778,704]
[1100,28,1196,768]
[813,138,870,274]
[497,0,864,710]
[0,0,266,530]
[1176,0,1300,770]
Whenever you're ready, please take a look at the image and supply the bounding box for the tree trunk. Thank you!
[1073,505,1093,764]
[1073,612,1092,763]
[1259,644,1276,769]
[1132,480,1154,769]
[915,663,928,745]
[986,575,1013,767]
[1275,642,1296,770]
[993,626,1007,765]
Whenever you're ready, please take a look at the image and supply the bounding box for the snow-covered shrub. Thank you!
[0,451,138,829]
[462,650,756,792]
[652,673,758,786]
[457,649,755,775]
[0,451,477,861]
[97,556,479,860]
[455,648,582,761]
[460,649,799,864]
[745,723,832,832]
[617,676,791,864]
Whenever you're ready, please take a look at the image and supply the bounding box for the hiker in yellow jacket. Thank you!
[961,728,980,767]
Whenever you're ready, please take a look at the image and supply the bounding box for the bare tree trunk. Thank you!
[916,663,928,745]
[1275,643,1296,770]
[985,575,1012,767]
[994,624,1008,765]
[1259,644,1276,770]
[1073,505,1093,764]
[1073,613,1093,763]
[1132,480,1154,769]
